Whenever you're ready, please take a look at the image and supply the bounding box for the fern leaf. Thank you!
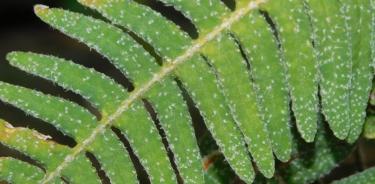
[332,167,375,184]
[116,101,178,183]
[33,6,160,87]
[152,0,231,35]
[346,0,375,143]
[6,53,176,183]
[176,56,255,182]
[203,34,275,177]
[231,11,292,161]
[6,53,141,183]
[0,157,63,184]
[261,0,319,142]
[89,128,141,183]
[0,0,373,183]
[58,0,287,179]
[34,7,204,183]
[0,81,139,183]
[77,0,192,59]
[7,52,127,114]
[34,2,262,182]
[146,81,204,183]
[0,80,98,141]
[305,0,352,139]
[0,120,101,183]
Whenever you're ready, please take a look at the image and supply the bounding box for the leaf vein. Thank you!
[40,0,267,183]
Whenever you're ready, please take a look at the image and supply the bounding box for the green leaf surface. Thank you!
[346,0,375,143]
[0,157,63,184]
[19,6,204,181]
[203,34,274,177]
[0,0,374,183]
[176,56,255,183]
[261,0,319,142]
[0,120,101,183]
[305,0,352,139]
[77,0,191,59]
[231,11,292,161]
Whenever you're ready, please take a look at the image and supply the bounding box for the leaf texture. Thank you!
[261,0,318,142]
[231,11,292,162]
[0,0,373,183]
[346,0,375,143]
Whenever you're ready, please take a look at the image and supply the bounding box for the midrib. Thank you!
[40,0,267,183]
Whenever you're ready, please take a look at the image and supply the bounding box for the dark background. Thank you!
[1,1,375,183]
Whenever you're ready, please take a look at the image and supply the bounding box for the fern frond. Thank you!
[5,52,179,183]
[230,11,292,161]
[260,0,318,142]
[305,0,351,139]
[0,119,101,183]
[0,157,63,184]
[203,33,275,177]
[346,0,375,143]
[0,0,374,183]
